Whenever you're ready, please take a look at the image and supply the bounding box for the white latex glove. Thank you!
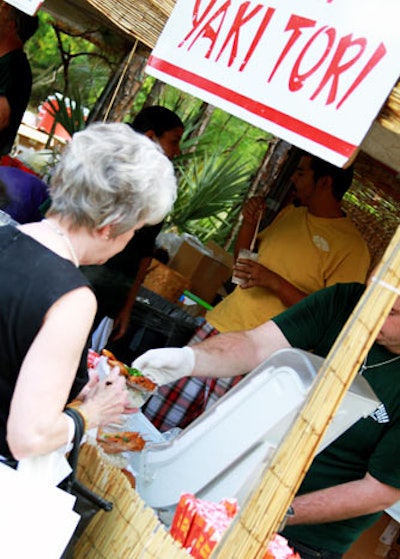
[132,346,195,386]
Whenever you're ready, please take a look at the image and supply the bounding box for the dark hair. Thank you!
[130,106,184,137]
[302,152,354,201]
[10,6,39,43]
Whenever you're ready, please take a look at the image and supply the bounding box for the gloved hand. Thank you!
[131,346,195,386]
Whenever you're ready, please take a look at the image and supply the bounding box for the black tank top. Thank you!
[0,225,91,457]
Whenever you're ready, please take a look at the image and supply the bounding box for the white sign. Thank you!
[146,0,400,166]
[5,0,42,16]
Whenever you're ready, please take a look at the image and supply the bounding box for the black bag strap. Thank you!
[63,407,113,512]
[63,407,84,491]
[72,479,113,512]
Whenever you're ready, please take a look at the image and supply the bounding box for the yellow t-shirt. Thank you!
[206,205,370,332]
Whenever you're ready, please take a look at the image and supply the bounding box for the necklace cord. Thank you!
[360,353,400,374]
[43,219,79,267]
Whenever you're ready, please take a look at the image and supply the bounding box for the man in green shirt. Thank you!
[134,282,400,558]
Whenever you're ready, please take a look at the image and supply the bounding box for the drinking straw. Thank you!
[250,210,263,252]
[183,290,214,311]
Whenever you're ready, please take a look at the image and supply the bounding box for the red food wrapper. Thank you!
[264,534,302,559]
[87,349,101,369]
[170,493,197,545]
[170,493,239,559]
[170,495,300,559]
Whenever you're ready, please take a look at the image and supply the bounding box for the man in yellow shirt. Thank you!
[143,152,370,430]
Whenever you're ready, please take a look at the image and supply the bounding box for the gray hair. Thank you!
[47,123,177,236]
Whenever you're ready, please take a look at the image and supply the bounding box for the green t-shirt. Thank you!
[273,283,400,553]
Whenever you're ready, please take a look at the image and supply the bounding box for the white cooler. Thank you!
[127,349,379,523]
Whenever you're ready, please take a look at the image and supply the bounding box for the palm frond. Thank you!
[166,147,251,242]
[46,91,87,136]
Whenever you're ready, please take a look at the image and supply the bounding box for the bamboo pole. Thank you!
[102,39,139,123]
[213,225,400,559]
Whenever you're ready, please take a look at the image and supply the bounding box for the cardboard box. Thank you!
[168,240,233,304]
[143,259,191,303]
[344,512,400,559]
[206,240,234,271]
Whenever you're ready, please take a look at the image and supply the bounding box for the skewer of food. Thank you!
[96,429,146,454]
[101,349,157,408]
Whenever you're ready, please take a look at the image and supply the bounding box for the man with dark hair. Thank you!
[81,106,184,342]
[299,151,354,202]
[0,2,39,156]
[143,151,371,431]
[130,105,185,146]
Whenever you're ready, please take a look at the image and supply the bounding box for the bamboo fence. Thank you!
[74,443,190,558]
[344,152,400,272]
[74,225,400,558]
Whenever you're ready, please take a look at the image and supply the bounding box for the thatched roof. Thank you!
[377,79,400,135]
[44,0,175,49]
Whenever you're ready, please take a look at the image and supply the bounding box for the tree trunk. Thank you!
[224,139,296,249]
[87,44,150,124]
[259,142,299,228]
[192,102,215,138]
[142,79,166,108]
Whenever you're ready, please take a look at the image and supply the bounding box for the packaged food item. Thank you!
[170,494,300,559]
[87,348,101,369]
[170,493,238,559]
[263,534,301,559]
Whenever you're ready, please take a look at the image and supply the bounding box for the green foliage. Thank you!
[25,12,117,110]
[46,93,87,137]
[126,81,273,245]
[27,20,273,247]
[165,148,253,245]
[203,107,271,170]
[134,84,272,244]
[127,75,157,119]
[25,14,59,73]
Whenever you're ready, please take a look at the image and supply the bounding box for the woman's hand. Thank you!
[75,367,100,401]
[80,367,130,429]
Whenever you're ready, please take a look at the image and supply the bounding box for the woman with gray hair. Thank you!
[0,122,177,463]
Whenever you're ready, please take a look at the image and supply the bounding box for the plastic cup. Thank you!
[231,248,258,285]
